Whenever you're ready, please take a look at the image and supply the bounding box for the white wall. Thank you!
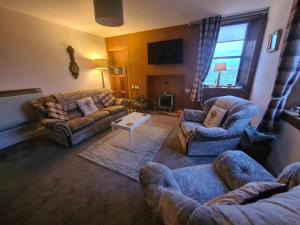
[250,0,294,124]
[268,121,300,175]
[0,6,110,95]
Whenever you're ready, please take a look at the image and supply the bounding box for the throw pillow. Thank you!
[45,102,69,121]
[76,97,98,116]
[203,105,227,128]
[205,182,288,207]
[99,91,117,107]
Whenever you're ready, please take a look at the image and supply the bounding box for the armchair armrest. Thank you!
[195,126,228,139]
[213,150,275,190]
[41,118,72,137]
[139,162,182,220]
[181,109,206,123]
[115,98,128,108]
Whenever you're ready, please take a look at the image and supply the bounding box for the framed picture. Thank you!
[267,29,283,52]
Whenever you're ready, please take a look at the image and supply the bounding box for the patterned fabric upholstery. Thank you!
[30,88,128,147]
[178,96,258,156]
[277,162,300,189]
[45,102,69,121]
[213,151,275,190]
[139,150,300,225]
[87,111,110,121]
[102,105,125,114]
[67,117,94,132]
[99,91,117,107]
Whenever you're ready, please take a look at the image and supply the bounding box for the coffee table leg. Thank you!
[148,117,151,134]
[129,131,133,150]
[112,125,115,145]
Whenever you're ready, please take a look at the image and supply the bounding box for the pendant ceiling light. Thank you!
[93,0,124,27]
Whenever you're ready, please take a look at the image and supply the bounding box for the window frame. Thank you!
[204,22,249,87]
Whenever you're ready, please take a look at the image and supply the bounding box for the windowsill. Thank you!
[203,86,244,90]
[282,109,300,131]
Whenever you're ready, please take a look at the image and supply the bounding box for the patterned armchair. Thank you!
[139,151,300,225]
[178,96,258,156]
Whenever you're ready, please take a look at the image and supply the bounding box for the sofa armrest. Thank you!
[181,109,206,123]
[213,150,275,190]
[41,119,72,137]
[139,162,182,220]
[116,98,128,108]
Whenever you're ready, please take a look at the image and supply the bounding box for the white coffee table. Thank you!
[111,112,151,150]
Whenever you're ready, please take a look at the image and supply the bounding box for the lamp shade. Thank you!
[93,0,124,27]
[93,59,108,69]
[214,63,226,72]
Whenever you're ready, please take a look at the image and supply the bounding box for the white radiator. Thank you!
[0,88,43,149]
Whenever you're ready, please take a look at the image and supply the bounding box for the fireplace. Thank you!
[159,93,174,112]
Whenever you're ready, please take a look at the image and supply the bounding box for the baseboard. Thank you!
[0,123,44,150]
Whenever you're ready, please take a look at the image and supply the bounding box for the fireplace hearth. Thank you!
[159,93,174,112]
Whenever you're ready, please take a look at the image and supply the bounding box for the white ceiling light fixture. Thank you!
[93,0,124,27]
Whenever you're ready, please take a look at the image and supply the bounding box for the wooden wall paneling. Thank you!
[105,25,200,108]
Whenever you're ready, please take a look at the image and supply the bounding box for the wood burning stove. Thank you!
[159,93,174,112]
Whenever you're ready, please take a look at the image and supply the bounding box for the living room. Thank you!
[0,0,300,225]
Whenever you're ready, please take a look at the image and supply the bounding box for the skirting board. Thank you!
[0,123,44,150]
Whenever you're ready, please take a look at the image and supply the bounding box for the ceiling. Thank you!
[0,0,273,38]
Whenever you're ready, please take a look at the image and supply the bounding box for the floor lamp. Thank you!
[93,59,108,88]
[214,63,226,87]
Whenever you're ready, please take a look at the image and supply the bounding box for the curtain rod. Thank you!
[189,8,269,26]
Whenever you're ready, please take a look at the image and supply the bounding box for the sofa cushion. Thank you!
[76,97,98,116]
[99,91,117,107]
[67,117,94,132]
[102,105,125,114]
[205,182,288,207]
[204,105,227,128]
[87,110,110,121]
[213,151,275,190]
[45,102,69,121]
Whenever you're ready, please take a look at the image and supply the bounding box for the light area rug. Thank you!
[78,124,173,181]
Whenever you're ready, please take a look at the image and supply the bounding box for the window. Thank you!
[204,23,248,87]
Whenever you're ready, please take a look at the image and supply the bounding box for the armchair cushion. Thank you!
[173,165,229,204]
[67,117,94,132]
[277,162,300,189]
[205,182,288,207]
[213,151,275,190]
[182,109,206,123]
[203,105,227,128]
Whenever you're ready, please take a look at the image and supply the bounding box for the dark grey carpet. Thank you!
[0,115,215,225]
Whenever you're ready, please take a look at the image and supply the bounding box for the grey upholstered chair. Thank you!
[139,151,300,225]
[178,96,258,156]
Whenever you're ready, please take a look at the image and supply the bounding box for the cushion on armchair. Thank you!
[205,182,288,206]
[213,151,275,190]
[204,105,227,128]
[277,162,300,189]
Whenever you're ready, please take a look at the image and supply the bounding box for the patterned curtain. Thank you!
[258,0,300,133]
[190,16,221,103]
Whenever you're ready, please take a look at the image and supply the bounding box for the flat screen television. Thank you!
[147,39,183,64]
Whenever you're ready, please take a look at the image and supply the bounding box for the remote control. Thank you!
[114,119,122,123]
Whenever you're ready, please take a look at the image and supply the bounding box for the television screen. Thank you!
[147,39,183,64]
